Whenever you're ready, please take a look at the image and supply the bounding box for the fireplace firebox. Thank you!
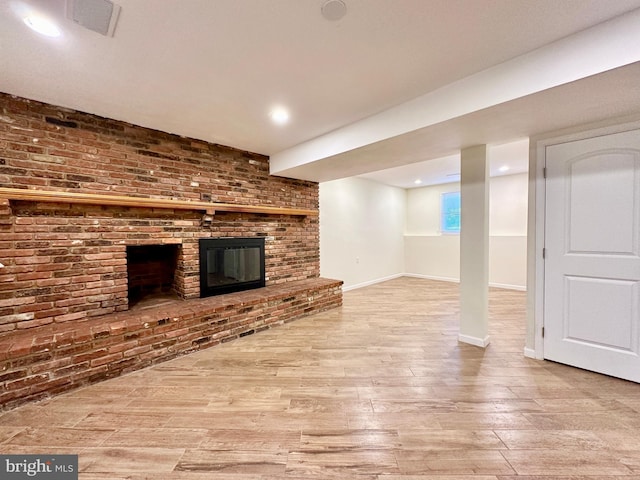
[126,244,180,307]
[199,237,266,298]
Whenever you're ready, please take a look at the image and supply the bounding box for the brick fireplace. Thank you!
[0,93,342,409]
[126,244,180,307]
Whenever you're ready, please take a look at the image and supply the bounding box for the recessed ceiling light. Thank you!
[414,179,422,185]
[321,0,347,21]
[498,165,510,172]
[23,14,62,37]
[269,107,290,125]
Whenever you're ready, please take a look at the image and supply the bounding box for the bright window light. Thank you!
[441,191,461,234]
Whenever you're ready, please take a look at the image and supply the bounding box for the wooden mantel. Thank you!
[0,187,317,217]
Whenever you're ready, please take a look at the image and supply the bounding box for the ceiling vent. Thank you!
[66,0,121,37]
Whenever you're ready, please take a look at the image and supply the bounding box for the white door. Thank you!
[544,129,640,382]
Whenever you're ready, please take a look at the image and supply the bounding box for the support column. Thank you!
[459,145,490,347]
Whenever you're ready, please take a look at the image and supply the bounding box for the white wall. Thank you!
[319,173,528,291]
[406,183,460,235]
[489,173,528,288]
[405,173,528,289]
[319,177,406,290]
[404,234,460,281]
[490,173,528,236]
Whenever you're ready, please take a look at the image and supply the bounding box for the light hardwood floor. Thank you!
[1,277,640,479]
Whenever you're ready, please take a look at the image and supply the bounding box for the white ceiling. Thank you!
[2,0,640,188]
[359,139,530,189]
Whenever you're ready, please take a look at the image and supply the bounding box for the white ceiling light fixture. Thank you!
[23,13,62,37]
[414,179,422,185]
[321,0,347,22]
[269,107,290,125]
[498,165,510,172]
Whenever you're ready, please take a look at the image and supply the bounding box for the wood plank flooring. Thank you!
[1,277,640,479]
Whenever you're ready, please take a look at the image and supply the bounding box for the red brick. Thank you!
[6,373,50,391]
[54,312,88,323]
[0,92,333,410]
[90,352,123,367]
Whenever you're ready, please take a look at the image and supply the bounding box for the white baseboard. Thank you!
[404,274,526,291]
[458,334,491,348]
[523,347,537,359]
[342,273,404,292]
[403,273,459,283]
[490,282,527,291]
[345,273,526,292]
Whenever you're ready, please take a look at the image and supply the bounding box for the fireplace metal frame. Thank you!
[198,237,266,298]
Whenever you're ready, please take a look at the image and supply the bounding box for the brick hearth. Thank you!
[0,277,342,411]
[0,93,342,409]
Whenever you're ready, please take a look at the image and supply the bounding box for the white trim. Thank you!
[530,115,640,361]
[403,273,459,284]
[355,273,529,293]
[523,347,537,359]
[534,137,546,361]
[458,334,491,348]
[489,282,526,292]
[342,273,403,292]
[404,274,526,291]
[533,115,640,148]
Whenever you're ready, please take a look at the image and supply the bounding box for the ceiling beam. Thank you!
[270,8,640,181]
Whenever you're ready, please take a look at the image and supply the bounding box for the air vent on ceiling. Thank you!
[66,0,121,37]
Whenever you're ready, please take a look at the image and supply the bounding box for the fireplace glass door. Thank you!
[199,237,265,297]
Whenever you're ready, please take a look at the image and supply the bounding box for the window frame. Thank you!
[440,191,461,235]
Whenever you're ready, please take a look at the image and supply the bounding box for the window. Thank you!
[441,191,461,234]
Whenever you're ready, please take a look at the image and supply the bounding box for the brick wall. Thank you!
[0,278,343,411]
[0,93,321,332]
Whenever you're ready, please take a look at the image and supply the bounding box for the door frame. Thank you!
[528,115,640,360]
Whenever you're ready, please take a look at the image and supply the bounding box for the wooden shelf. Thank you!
[0,187,317,217]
